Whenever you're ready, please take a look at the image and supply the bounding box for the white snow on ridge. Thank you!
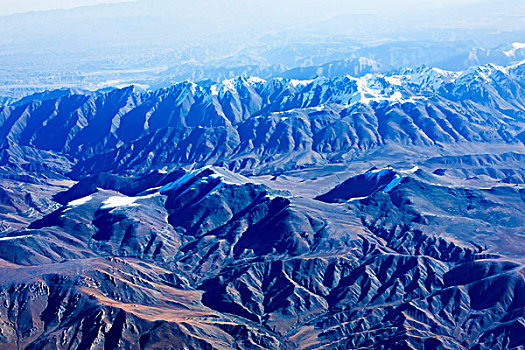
[384,76,403,86]
[329,74,423,106]
[207,67,458,110]
[208,167,249,185]
[365,167,395,180]
[348,196,369,202]
[210,84,219,96]
[0,234,33,241]
[101,193,158,210]
[101,196,140,209]
[205,60,517,111]
[504,42,525,57]
[410,68,457,90]
[363,167,405,193]
[212,77,261,98]
[222,78,239,93]
[247,76,266,84]
[383,176,404,192]
[401,166,420,174]
[288,79,314,88]
[68,195,94,207]
[160,168,202,193]
[391,67,459,91]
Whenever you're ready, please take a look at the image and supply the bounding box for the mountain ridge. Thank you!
[1,61,524,180]
[0,164,523,348]
[0,60,524,349]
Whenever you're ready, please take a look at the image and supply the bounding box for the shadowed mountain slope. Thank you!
[0,62,524,179]
[0,166,523,349]
[0,61,524,349]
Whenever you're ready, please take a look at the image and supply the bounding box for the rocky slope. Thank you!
[0,165,523,349]
[0,62,524,349]
[0,62,524,179]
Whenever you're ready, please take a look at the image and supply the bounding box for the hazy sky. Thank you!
[2,0,522,18]
[0,0,523,86]
[1,0,523,52]
[1,0,136,15]
[0,0,501,16]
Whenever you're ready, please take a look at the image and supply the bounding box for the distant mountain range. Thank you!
[1,35,524,100]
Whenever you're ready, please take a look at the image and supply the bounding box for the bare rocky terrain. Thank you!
[0,62,524,349]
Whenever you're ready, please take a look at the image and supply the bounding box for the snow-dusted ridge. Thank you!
[160,166,251,193]
[193,60,525,111]
[20,60,521,114]
[68,195,94,207]
[504,42,525,57]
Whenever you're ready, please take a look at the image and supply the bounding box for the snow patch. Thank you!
[100,193,158,210]
[68,195,93,207]
[331,75,422,106]
[504,42,525,57]
[401,166,420,174]
[384,76,403,86]
[160,168,202,193]
[208,168,248,185]
[383,176,404,192]
[309,105,327,112]
[210,84,219,96]
[101,196,139,209]
[247,76,266,84]
[365,167,395,180]
[348,196,368,202]
[0,235,33,241]
[221,78,238,93]
[288,79,314,88]
[364,167,404,194]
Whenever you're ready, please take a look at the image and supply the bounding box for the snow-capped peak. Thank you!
[503,42,525,57]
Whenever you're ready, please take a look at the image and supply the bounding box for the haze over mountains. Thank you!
[1,0,524,99]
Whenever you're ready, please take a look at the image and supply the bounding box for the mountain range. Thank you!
[0,60,524,349]
[1,61,524,178]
